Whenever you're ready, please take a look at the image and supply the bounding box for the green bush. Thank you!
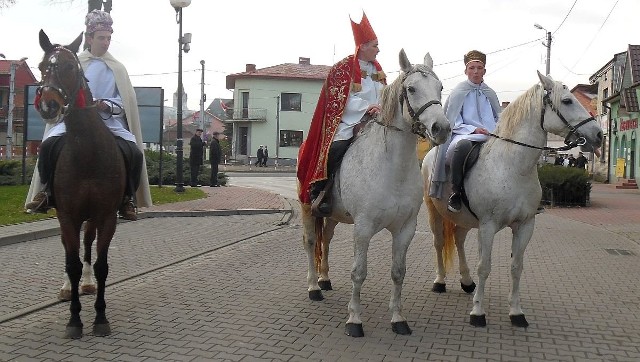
[145,150,226,186]
[538,164,591,206]
[0,159,36,186]
[0,151,226,187]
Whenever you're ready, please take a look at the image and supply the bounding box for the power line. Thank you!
[566,0,619,72]
[553,0,579,35]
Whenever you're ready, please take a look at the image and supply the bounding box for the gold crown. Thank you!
[464,50,486,65]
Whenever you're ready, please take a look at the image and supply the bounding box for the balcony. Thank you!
[225,108,267,122]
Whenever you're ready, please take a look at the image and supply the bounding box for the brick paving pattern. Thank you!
[0,179,638,361]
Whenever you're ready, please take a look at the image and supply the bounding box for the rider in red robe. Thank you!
[297,13,386,212]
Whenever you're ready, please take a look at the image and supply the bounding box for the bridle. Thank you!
[398,67,442,138]
[489,86,596,151]
[35,46,88,115]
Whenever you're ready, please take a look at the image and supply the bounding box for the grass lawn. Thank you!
[0,185,207,227]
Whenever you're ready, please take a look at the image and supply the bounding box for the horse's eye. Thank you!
[407,86,415,94]
[561,98,572,105]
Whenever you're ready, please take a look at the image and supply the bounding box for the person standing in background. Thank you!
[209,132,221,187]
[189,128,205,186]
[262,146,269,167]
[256,145,264,167]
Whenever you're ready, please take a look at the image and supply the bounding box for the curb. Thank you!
[0,208,293,248]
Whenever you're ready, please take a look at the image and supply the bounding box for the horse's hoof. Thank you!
[391,321,412,335]
[64,326,83,339]
[432,282,446,293]
[461,282,476,294]
[93,322,111,337]
[318,280,333,290]
[469,314,487,327]
[345,323,364,337]
[80,284,96,295]
[510,314,529,328]
[58,289,72,301]
[308,290,324,301]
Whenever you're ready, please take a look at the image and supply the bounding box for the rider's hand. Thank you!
[367,104,381,115]
[473,127,489,135]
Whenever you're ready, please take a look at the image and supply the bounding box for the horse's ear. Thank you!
[423,53,433,70]
[399,48,412,73]
[68,32,84,53]
[537,70,554,91]
[39,29,54,53]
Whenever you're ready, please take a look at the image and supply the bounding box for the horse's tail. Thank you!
[443,218,456,272]
[314,216,324,273]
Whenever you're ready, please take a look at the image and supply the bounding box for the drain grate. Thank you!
[605,248,635,256]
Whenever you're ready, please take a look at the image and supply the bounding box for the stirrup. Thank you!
[311,179,334,217]
[25,192,50,214]
[447,192,462,213]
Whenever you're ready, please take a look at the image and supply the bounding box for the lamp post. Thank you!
[170,0,192,192]
[200,60,205,131]
[534,23,552,76]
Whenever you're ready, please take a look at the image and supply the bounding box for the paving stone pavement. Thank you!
[0,182,638,361]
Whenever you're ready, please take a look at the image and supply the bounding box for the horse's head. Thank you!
[36,30,89,123]
[538,71,603,152]
[379,50,451,145]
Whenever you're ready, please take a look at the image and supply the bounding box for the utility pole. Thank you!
[275,95,280,168]
[6,61,17,160]
[544,30,551,76]
[200,60,205,131]
[534,23,552,76]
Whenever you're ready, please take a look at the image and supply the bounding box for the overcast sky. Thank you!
[2,0,637,110]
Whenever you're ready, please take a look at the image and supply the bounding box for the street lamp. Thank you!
[170,0,192,192]
[534,23,552,76]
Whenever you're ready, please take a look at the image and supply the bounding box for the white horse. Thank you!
[299,49,451,337]
[422,71,603,327]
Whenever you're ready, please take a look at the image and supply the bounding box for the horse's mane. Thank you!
[379,65,439,126]
[378,72,403,126]
[495,79,565,138]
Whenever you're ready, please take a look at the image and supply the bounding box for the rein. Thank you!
[488,88,594,152]
[398,68,442,138]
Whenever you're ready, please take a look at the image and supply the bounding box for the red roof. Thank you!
[226,62,331,89]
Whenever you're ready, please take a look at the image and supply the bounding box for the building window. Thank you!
[280,130,303,147]
[281,93,301,111]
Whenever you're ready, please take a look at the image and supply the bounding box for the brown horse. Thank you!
[36,30,126,339]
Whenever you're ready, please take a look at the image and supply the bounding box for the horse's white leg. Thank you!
[345,224,375,337]
[318,219,338,290]
[80,261,96,295]
[425,199,447,292]
[59,272,72,301]
[455,227,475,293]
[389,218,417,335]
[470,222,498,327]
[509,219,534,327]
[300,204,322,300]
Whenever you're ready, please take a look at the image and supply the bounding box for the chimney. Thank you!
[246,64,256,72]
[299,57,310,65]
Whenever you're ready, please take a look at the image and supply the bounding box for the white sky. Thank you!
[2,0,638,110]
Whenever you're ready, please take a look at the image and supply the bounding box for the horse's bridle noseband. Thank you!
[489,86,596,152]
[36,46,88,115]
[541,91,594,147]
[398,69,442,138]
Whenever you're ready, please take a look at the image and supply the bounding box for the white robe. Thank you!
[26,50,152,208]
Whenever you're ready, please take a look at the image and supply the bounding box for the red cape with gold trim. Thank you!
[296,55,384,204]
